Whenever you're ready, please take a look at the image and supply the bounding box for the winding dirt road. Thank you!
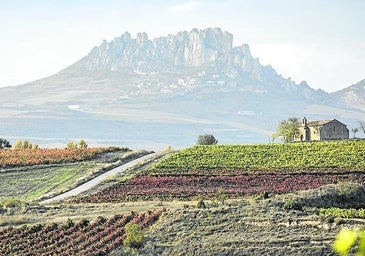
[40,152,158,204]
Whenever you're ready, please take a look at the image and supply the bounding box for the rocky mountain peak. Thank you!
[84,28,236,72]
[76,27,324,101]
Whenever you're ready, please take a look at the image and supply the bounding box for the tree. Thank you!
[66,141,77,149]
[197,134,218,145]
[13,139,23,149]
[78,139,88,148]
[22,140,29,149]
[351,128,359,139]
[272,117,300,143]
[359,121,365,134]
[12,139,38,149]
[0,138,11,149]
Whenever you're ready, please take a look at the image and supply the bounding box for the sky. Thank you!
[0,0,364,92]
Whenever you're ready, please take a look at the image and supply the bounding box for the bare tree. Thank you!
[352,128,359,139]
[359,121,365,134]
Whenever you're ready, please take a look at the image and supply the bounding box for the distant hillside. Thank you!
[0,28,364,148]
[331,79,365,111]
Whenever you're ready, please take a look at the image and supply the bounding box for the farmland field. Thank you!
[72,140,365,203]
[0,209,163,255]
[0,163,101,202]
[72,173,365,203]
[0,147,127,168]
[151,141,365,174]
[1,141,365,255]
[0,148,147,202]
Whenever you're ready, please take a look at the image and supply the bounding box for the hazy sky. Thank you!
[1,0,364,92]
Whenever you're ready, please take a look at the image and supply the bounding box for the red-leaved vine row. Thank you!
[71,173,365,203]
[0,210,163,256]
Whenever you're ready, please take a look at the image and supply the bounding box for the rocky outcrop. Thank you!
[81,27,326,101]
[85,28,235,73]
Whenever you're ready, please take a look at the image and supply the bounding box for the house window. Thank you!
[334,126,336,132]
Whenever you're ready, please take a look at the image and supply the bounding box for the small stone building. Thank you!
[295,117,349,141]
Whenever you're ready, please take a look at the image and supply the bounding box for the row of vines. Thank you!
[151,141,365,173]
[0,147,125,168]
[0,210,163,255]
[319,208,365,219]
[71,173,365,203]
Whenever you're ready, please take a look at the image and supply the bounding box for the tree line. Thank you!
[0,138,88,149]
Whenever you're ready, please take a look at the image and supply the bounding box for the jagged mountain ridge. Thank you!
[78,27,323,101]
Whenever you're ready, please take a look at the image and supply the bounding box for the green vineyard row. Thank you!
[152,141,365,173]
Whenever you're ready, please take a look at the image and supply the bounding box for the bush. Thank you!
[123,223,145,248]
[197,134,218,145]
[1,199,23,209]
[333,228,365,256]
[0,138,11,149]
[197,198,206,209]
[283,200,303,211]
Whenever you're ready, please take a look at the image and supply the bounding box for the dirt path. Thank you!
[40,152,158,204]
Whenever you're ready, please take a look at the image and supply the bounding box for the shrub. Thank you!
[123,223,145,248]
[0,138,11,149]
[333,228,365,256]
[283,200,303,211]
[197,198,206,209]
[215,189,227,205]
[197,134,218,145]
[2,199,23,209]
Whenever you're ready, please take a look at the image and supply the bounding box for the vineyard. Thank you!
[1,141,365,255]
[68,141,365,203]
[72,173,365,203]
[0,147,125,168]
[151,141,365,174]
[0,210,163,255]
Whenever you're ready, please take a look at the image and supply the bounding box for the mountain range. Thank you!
[0,28,364,149]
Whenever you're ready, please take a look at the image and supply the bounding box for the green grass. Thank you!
[151,141,365,174]
[136,198,339,255]
[0,149,149,203]
[0,162,104,202]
